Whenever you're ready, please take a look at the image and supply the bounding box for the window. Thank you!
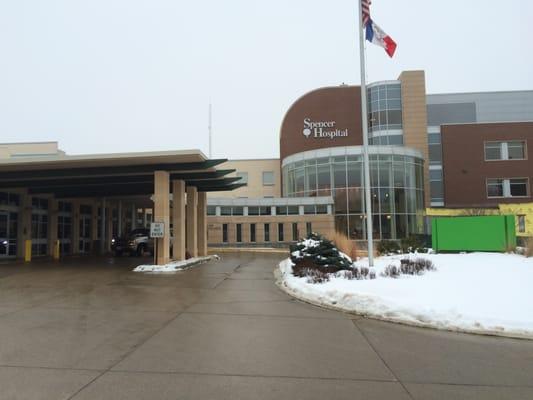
[287,206,299,215]
[263,171,275,186]
[236,172,248,185]
[207,206,217,216]
[220,207,231,216]
[306,222,312,236]
[487,178,529,198]
[485,141,526,161]
[518,215,526,233]
[278,223,284,242]
[487,179,504,198]
[508,141,526,160]
[316,204,328,214]
[58,201,72,213]
[250,223,256,242]
[222,224,228,243]
[260,206,271,216]
[510,178,528,197]
[236,224,242,243]
[276,206,287,216]
[32,197,48,210]
[484,142,501,160]
[232,207,244,216]
[248,206,259,216]
[292,223,298,241]
[219,206,243,216]
[264,223,270,242]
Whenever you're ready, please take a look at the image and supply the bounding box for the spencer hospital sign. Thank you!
[302,118,349,139]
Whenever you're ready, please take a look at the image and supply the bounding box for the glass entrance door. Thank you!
[0,212,8,257]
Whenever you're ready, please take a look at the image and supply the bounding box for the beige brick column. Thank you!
[48,198,59,256]
[186,186,198,257]
[398,70,430,207]
[172,180,186,261]
[197,191,207,256]
[154,171,170,265]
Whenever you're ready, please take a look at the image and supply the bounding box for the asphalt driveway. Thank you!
[0,253,532,399]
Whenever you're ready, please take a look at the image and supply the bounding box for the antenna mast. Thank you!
[208,102,213,158]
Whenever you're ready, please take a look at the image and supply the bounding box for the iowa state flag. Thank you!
[361,0,397,58]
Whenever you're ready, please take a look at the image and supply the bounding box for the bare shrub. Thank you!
[526,237,533,258]
[400,258,435,275]
[382,264,401,278]
[293,267,330,284]
[331,231,357,261]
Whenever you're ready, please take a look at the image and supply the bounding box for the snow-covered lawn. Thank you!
[277,252,533,339]
[134,255,217,273]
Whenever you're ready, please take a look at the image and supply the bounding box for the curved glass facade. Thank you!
[282,147,425,240]
[367,81,403,145]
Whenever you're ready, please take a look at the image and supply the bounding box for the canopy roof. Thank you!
[0,150,244,198]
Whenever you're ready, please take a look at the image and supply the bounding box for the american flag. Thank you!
[362,0,371,26]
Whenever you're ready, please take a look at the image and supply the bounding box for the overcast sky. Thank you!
[1,0,532,159]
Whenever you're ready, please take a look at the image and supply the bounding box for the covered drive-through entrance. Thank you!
[0,150,243,264]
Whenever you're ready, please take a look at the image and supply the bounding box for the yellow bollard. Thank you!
[53,240,60,261]
[24,239,32,262]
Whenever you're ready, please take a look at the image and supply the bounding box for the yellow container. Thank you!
[53,240,60,260]
[24,240,32,262]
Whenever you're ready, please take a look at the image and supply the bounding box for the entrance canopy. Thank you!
[0,150,244,197]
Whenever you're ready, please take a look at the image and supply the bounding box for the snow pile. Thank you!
[134,255,218,273]
[277,252,533,338]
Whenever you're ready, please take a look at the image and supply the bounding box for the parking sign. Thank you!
[150,222,165,238]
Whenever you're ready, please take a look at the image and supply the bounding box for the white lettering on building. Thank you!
[303,118,349,139]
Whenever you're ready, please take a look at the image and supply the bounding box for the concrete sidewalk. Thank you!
[0,253,532,399]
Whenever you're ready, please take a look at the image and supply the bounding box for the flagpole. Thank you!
[357,0,374,267]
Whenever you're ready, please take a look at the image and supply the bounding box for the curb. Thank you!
[274,268,533,341]
[209,248,288,254]
[134,255,216,273]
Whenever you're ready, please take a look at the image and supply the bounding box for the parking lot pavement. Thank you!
[0,253,532,400]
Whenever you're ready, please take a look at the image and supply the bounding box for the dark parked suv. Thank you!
[111,228,154,256]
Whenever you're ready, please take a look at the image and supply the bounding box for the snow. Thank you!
[134,255,218,273]
[277,252,533,339]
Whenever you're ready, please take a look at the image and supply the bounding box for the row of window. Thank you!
[487,178,529,198]
[221,222,313,243]
[208,205,329,217]
[485,141,526,161]
[235,171,275,186]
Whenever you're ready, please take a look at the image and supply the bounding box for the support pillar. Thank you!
[48,199,59,257]
[100,198,106,255]
[154,171,170,265]
[172,180,186,261]
[91,201,98,247]
[118,200,123,237]
[131,204,136,230]
[106,202,114,252]
[72,201,80,255]
[17,192,32,259]
[197,191,207,256]
[186,186,198,257]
